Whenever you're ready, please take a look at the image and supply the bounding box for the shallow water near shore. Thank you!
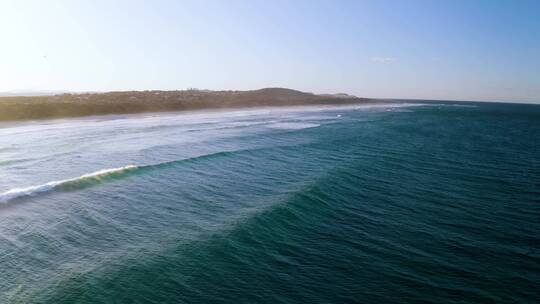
[0,102,539,303]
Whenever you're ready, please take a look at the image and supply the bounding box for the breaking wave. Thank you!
[0,165,138,204]
[0,150,239,204]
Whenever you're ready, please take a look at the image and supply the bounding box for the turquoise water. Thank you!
[0,102,539,303]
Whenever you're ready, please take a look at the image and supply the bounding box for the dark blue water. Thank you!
[0,102,538,303]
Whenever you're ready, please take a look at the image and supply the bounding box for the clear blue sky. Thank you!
[1,0,539,102]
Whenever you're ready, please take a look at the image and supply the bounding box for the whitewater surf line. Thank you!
[0,142,315,205]
[0,150,243,204]
[0,165,138,204]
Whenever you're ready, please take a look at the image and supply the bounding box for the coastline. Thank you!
[0,88,377,122]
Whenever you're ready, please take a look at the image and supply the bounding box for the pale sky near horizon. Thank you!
[0,0,539,103]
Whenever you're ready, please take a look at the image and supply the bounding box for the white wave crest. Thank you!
[0,165,137,204]
[267,122,320,130]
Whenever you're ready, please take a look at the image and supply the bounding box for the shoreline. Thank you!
[0,88,378,122]
[0,102,403,128]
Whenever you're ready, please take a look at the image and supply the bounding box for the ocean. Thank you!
[0,101,538,303]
